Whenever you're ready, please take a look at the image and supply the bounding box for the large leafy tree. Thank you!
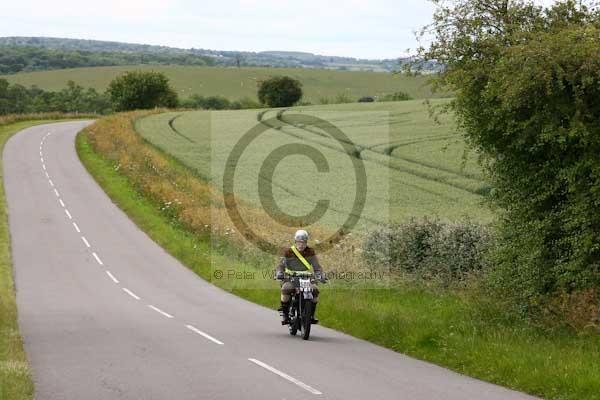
[257,76,303,107]
[107,71,178,111]
[419,0,600,309]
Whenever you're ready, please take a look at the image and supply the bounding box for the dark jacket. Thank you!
[276,245,324,279]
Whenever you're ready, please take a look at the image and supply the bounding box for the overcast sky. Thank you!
[1,0,559,59]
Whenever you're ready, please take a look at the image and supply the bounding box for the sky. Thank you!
[1,0,559,60]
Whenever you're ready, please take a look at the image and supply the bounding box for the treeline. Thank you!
[0,79,111,114]
[0,74,263,115]
[0,45,215,74]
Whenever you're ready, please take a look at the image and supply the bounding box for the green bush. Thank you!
[380,91,413,102]
[257,76,303,107]
[420,0,600,306]
[232,96,261,109]
[181,95,260,110]
[363,217,493,283]
[107,70,178,111]
[334,92,353,104]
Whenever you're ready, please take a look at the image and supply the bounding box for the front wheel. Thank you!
[301,301,313,340]
[288,304,298,336]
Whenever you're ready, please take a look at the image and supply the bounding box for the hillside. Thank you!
[0,65,441,102]
[0,36,408,72]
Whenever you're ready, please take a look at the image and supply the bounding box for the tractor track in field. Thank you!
[257,110,487,196]
[256,110,462,201]
[167,113,197,143]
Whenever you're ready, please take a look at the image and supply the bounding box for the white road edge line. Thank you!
[64,209,72,219]
[122,288,140,300]
[49,179,54,187]
[148,305,174,319]
[54,188,60,197]
[106,270,119,283]
[92,252,103,265]
[81,236,91,248]
[248,358,322,395]
[45,171,49,178]
[59,199,65,208]
[72,222,81,233]
[42,164,46,171]
[185,324,224,345]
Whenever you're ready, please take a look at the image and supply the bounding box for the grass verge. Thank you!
[77,113,600,400]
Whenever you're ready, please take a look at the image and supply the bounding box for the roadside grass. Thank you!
[78,113,600,400]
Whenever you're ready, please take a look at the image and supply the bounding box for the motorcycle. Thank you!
[279,270,321,340]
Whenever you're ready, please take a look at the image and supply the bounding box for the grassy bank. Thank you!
[77,112,600,400]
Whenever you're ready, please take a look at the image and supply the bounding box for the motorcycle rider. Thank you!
[275,229,326,325]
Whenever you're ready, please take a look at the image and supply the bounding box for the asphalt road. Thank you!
[4,121,539,399]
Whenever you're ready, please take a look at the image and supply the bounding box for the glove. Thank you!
[275,271,284,280]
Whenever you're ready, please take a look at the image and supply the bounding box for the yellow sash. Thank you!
[288,245,313,272]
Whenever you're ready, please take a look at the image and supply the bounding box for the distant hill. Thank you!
[0,44,215,74]
[0,36,436,74]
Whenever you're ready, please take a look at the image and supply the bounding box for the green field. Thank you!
[1,65,441,102]
[136,99,492,235]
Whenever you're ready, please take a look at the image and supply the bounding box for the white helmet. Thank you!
[294,229,309,242]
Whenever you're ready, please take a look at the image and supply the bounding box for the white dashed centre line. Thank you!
[106,270,119,283]
[185,324,224,345]
[122,288,140,300]
[148,305,174,319]
[36,130,235,361]
[248,358,322,395]
[92,252,103,265]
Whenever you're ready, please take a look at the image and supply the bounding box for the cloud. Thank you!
[0,0,437,58]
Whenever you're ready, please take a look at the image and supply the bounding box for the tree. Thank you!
[257,76,303,107]
[107,70,178,111]
[419,0,600,309]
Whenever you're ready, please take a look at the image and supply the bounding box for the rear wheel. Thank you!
[301,301,313,340]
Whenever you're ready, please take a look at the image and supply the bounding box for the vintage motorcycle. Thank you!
[280,270,322,340]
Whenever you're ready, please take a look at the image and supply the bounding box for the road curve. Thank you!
[4,121,539,400]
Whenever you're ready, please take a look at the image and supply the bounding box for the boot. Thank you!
[278,301,290,325]
[310,302,319,324]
